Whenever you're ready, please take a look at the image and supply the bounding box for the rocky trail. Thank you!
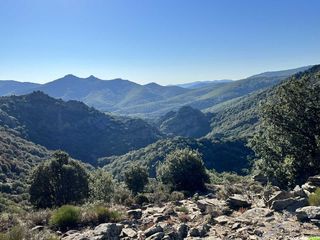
[58,176,320,240]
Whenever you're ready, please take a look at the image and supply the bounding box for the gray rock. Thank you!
[271,197,307,212]
[31,225,44,231]
[296,206,320,221]
[94,223,123,239]
[189,227,200,237]
[121,228,137,238]
[146,232,165,240]
[266,191,293,206]
[253,174,268,185]
[227,194,251,209]
[307,175,320,186]
[127,209,143,219]
[144,225,163,238]
[177,223,188,239]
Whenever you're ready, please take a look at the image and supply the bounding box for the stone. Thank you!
[127,209,142,219]
[177,223,188,239]
[214,215,230,224]
[266,191,293,206]
[232,223,241,230]
[189,227,200,237]
[296,206,320,221]
[241,208,273,219]
[271,197,307,212]
[121,228,137,238]
[252,174,268,185]
[307,175,320,186]
[31,225,44,231]
[227,194,251,209]
[144,225,163,238]
[146,232,165,240]
[196,198,223,212]
[94,223,123,239]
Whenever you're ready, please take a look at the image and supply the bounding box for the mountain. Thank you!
[0,65,312,118]
[0,80,39,96]
[0,92,162,164]
[204,64,320,140]
[100,137,253,178]
[175,80,233,89]
[157,106,211,138]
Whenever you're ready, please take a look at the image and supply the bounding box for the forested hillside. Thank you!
[0,92,162,164]
[100,137,252,178]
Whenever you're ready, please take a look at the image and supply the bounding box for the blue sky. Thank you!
[0,0,320,84]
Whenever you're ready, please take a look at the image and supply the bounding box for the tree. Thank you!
[124,165,149,194]
[157,148,209,192]
[250,67,320,188]
[29,151,89,208]
[89,169,114,202]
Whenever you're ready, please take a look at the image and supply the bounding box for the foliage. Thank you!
[101,137,252,178]
[29,151,89,208]
[81,204,124,225]
[89,169,114,202]
[49,205,80,230]
[124,165,149,194]
[309,188,320,206]
[250,66,320,188]
[157,148,209,192]
[0,91,161,164]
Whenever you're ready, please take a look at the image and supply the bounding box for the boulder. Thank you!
[189,227,200,237]
[252,174,268,185]
[177,223,188,239]
[144,225,163,238]
[127,209,142,219]
[93,223,123,240]
[266,191,293,206]
[241,208,273,219]
[296,206,320,221]
[227,194,251,209]
[307,175,320,186]
[271,197,307,212]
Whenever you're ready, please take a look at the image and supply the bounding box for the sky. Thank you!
[0,0,320,85]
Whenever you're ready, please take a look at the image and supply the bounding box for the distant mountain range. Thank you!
[174,79,233,89]
[0,66,312,118]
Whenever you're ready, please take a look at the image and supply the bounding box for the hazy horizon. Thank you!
[1,0,320,84]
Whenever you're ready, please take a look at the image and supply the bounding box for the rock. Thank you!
[31,225,44,231]
[127,209,142,219]
[307,175,320,186]
[227,194,251,209]
[196,198,223,212]
[271,197,307,212]
[94,223,123,239]
[144,225,163,238]
[252,174,268,185]
[296,206,320,221]
[146,232,165,240]
[232,223,241,230]
[241,208,273,219]
[121,228,137,238]
[189,227,200,237]
[177,223,188,239]
[266,191,293,206]
[214,215,230,224]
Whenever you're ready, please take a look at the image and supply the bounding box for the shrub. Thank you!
[134,194,149,205]
[30,151,89,208]
[81,204,124,225]
[309,188,320,206]
[124,165,149,194]
[176,206,189,214]
[157,148,209,193]
[89,169,114,203]
[0,225,25,240]
[49,205,80,230]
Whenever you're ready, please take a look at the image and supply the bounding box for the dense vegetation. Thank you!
[0,91,161,164]
[100,137,253,178]
[30,152,89,208]
[157,149,209,192]
[251,65,320,188]
[157,106,211,138]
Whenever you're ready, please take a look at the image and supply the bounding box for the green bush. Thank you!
[50,205,80,230]
[81,205,124,225]
[124,165,149,194]
[157,148,209,193]
[309,188,320,206]
[0,225,25,240]
[89,169,114,202]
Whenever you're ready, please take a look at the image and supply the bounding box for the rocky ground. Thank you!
[59,176,320,240]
